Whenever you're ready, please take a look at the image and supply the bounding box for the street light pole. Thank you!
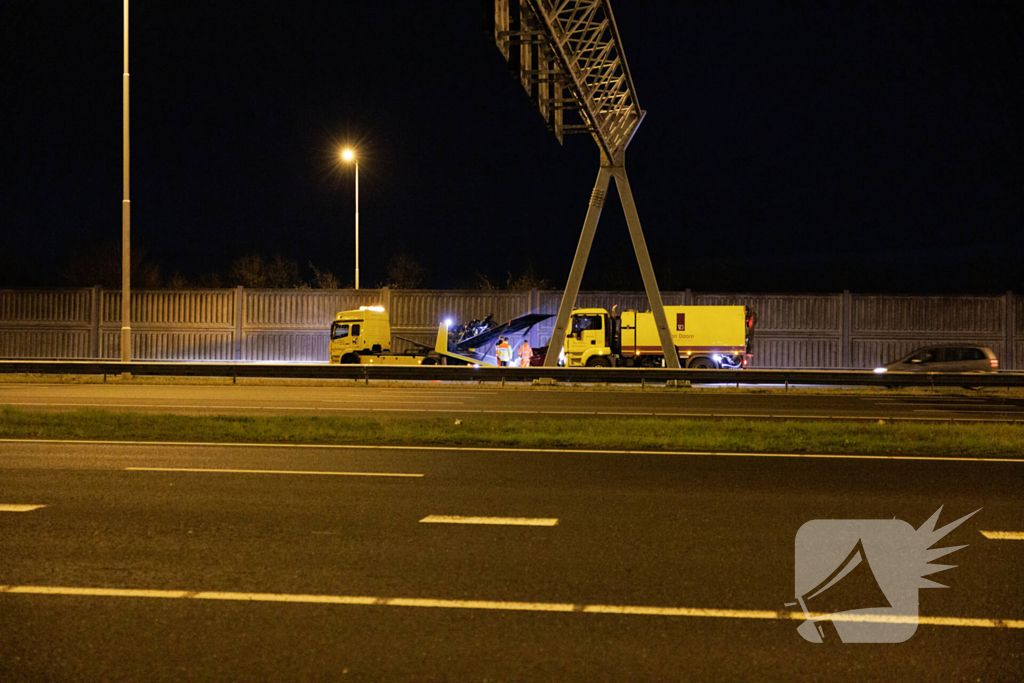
[341,148,359,290]
[121,0,131,363]
[354,159,359,290]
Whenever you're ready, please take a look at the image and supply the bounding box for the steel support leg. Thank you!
[610,166,680,368]
[543,166,612,367]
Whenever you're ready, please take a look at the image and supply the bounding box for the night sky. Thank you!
[1,1,1020,293]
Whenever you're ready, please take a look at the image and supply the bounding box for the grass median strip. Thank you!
[1,407,1022,457]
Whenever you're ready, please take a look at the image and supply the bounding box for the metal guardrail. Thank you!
[2,360,1023,387]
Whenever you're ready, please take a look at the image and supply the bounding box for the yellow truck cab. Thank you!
[330,307,395,364]
[563,306,753,369]
[329,306,448,365]
[565,308,613,367]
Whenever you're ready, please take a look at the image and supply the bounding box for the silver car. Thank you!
[877,345,999,373]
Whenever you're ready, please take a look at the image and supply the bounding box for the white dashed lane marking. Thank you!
[0,505,46,512]
[420,515,558,526]
[980,531,1024,540]
[125,467,423,478]
[0,586,1021,629]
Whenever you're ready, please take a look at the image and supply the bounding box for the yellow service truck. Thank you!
[561,306,754,369]
[329,306,444,365]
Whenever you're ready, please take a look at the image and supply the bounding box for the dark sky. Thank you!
[1,1,1020,293]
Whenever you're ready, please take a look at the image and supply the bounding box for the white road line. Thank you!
[125,467,423,477]
[4,402,214,409]
[0,504,46,512]
[370,407,465,412]
[1,402,439,411]
[3,404,715,418]
[420,515,558,526]
[0,585,1020,629]
[322,399,466,404]
[914,408,1023,413]
[0,387,501,396]
[876,400,988,405]
[3,438,1023,463]
[591,411,652,416]
[980,531,1024,540]
[4,438,1019,464]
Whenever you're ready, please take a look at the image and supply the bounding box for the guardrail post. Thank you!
[1006,290,1015,371]
[91,285,101,359]
[234,286,245,361]
[684,288,693,306]
[842,290,851,369]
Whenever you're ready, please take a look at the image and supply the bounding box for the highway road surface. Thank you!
[1,440,1021,680]
[2,382,1024,422]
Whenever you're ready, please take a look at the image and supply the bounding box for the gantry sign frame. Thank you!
[490,0,680,368]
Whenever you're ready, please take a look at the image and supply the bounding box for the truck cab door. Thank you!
[565,314,605,364]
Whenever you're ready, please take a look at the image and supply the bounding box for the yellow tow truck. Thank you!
[328,306,551,366]
[329,306,442,365]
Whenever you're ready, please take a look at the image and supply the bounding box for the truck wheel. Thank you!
[586,356,612,368]
[421,356,441,366]
[340,354,360,365]
[689,357,716,369]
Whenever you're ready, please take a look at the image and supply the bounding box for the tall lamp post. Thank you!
[340,148,359,290]
[121,0,131,362]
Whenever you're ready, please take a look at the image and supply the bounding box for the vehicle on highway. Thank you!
[534,305,755,369]
[329,306,550,366]
[329,306,443,365]
[875,345,998,373]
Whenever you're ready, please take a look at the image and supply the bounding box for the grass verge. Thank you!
[1,407,1021,457]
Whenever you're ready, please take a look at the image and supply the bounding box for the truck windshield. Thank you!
[571,315,603,333]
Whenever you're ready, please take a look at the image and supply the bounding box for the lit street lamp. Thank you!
[340,148,359,290]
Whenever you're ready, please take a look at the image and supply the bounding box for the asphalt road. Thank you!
[1,440,1022,681]
[3,382,1024,422]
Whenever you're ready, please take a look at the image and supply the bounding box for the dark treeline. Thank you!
[5,239,1019,294]
[52,242,553,291]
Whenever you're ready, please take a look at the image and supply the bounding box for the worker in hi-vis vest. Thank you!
[496,337,512,367]
[518,339,532,367]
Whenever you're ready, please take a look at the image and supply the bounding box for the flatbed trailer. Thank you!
[329,307,550,367]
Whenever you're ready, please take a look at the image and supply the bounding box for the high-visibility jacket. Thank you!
[496,341,512,363]
[518,341,532,366]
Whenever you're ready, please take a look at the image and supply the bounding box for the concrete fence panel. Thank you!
[1,288,1019,369]
[0,289,92,323]
[1,328,92,358]
[853,295,1004,334]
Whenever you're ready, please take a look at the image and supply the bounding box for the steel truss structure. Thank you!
[490,0,680,367]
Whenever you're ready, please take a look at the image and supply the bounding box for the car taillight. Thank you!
[990,358,998,369]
